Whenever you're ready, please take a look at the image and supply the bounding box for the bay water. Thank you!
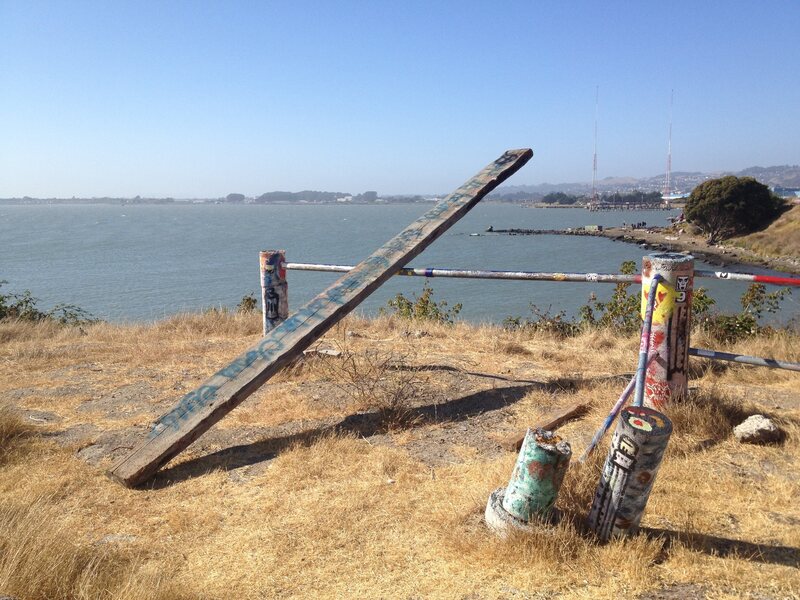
[1,203,796,324]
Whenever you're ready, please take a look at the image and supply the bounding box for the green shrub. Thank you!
[0,281,98,326]
[694,283,790,342]
[502,263,791,343]
[503,304,582,338]
[381,282,461,324]
[577,260,641,333]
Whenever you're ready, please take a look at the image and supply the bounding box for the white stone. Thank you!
[733,414,783,445]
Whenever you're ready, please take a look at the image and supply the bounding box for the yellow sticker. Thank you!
[641,279,676,324]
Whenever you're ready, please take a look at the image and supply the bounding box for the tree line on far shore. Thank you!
[539,191,664,205]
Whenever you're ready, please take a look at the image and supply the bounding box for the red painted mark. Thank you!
[633,419,644,427]
[646,380,671,410]
[528,460,553,480]
[752,274,800,287]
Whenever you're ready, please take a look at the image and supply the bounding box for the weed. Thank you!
[694,283,791,343]
[578,260,641,332]
[504,261,640,337]
[319,345,426,427]
[0,280,98,326]
[381,281,462,324]
[503,263,793,345]
[236,292,258,313]
[503,305,582,338]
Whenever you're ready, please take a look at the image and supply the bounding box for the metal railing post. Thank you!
[260,250,288,335]
[641,253,694,408]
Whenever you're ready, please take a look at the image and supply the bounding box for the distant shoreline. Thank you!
[0,199,670,209]
[597,227,800,275]
[482,225,800,276]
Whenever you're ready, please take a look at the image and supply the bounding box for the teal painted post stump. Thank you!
[587,406,673,542]
[503,428,571,521]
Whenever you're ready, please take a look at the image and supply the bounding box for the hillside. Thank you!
[1,314,798,599]
[729,204,800,264]
[490,165,800,200]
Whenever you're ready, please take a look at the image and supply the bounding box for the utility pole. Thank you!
[592,85,599,206]
[663,89,673,199]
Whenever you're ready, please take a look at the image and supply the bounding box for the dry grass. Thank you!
[0,314,798,599]
[730,204,800,261]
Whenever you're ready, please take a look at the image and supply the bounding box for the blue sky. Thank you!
[2,1,799,197]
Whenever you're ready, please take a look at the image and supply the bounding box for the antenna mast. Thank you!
[664,89,673,198]
[591,85,599,205]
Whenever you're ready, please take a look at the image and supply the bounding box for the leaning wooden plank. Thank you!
[109,148,533,487]
[501,402,589,452]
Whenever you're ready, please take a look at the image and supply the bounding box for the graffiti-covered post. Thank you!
[485,429,571,536]
[260,250,288,335]
[641,253,694,409]
[586,406,672,542]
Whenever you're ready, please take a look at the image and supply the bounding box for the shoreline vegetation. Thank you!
[0,310,798,598]
[482,204,800,275]
[600,204,800,275]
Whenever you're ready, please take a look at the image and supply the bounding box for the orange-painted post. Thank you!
[260,250,288,335]
[640,253,694,409]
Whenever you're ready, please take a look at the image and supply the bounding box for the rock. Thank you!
[638,583,707,599]
[303,347,342,358]
[76,443,107,464]
[733,415,783,445]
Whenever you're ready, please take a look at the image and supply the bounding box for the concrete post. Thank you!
[586,406,672,542]
[640,253,694,409]
[485,428,571,536]
[260,250,288,335]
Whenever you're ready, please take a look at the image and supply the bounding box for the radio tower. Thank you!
[591,85,599,206]
[663,89,674,200]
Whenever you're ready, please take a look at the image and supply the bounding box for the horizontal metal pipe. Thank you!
[285,262,640,283]
[689,347,800,372]
[285,262,800,287]
[694,270,800,287]
[284,263,798,372]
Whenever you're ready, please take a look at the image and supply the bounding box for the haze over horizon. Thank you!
[2,1,799,198]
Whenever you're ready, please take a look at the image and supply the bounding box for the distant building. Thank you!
[772,186,800,198]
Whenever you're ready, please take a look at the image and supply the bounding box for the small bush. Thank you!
[503,305,582,338]
[322,347,424,427]
[382,282,462,324]
[578,260,640,333]
[0,281,98,326]
[502,262,791,344]
[236,292,258,313]
[694,283,790,343]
